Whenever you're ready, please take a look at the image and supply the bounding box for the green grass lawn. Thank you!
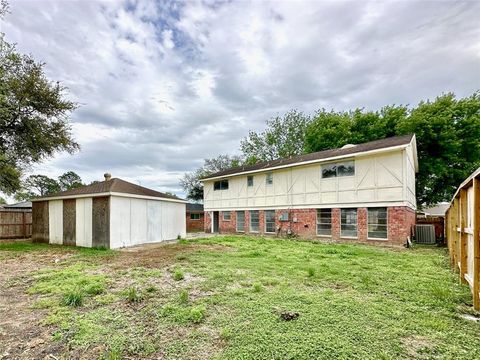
[1,236,479,359]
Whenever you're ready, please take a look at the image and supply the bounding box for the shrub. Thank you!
[62,288,84,307]
[125,286,143,303]
[172,268,185,281]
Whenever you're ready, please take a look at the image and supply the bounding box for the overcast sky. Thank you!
[2,0,479,198]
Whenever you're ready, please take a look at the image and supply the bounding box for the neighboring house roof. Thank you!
[202,134,416,181]
[4,201,32,208]
[186,203,204,212]
[32,178,185,202]
[421,203,449,217]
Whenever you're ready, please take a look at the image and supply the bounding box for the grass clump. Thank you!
[307,267,316,277]
[188,305,206,324]
[62,288,84,307]
[172,268,185,281]
[125,286,143,303]
[178,289,189,304]
[252,282,263,293]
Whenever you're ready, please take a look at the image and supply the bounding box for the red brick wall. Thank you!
[204,211,212,233]
[205,206,416,247]
[186,212,204,232]
[219,211,236,233]
[387,206,416,246]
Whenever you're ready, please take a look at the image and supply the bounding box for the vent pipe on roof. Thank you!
[104,173,112,181]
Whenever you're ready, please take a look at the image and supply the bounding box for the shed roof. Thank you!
[4,201,32,208]
[186,203,204,212]
[421,203,449,217]
[33,178,184,202]
[202,134,416,181]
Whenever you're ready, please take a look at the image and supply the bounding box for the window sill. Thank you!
[236,230,245,233]
[367,238,388,241]
[340,236,358,240]
[265,231,275,234]
[316,235,332,238]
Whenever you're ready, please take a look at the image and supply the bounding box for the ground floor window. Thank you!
[316,209,331,236]
[265,210,276,233]
[341,208,357,237]
[368,207,388,239]
[236,211,245,232]
[222,211,231,221]
[250,210,259,232]
[190,213,200,220]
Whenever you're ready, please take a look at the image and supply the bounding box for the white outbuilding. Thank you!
[32,174,186,249]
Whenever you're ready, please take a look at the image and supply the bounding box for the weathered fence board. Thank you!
[0,210,32,239]
[446,168,480,309]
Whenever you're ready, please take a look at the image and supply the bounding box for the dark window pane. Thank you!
[236,211,245,232]
[266,173,273,185]
[341,209,357,237]
[368,207,387,239]
[322,164,337,178]
[316,209,332,236]
[247,176,254,187]
[250,210,259,232]
[337,161,355,177]
[265,210,276,233]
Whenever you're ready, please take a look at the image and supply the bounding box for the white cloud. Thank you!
[2,0,479,199]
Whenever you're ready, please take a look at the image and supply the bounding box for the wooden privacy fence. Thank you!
[0,210,32,239]
[445,167,480,309]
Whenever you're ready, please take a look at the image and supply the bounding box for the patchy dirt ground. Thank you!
[0,241,228,360]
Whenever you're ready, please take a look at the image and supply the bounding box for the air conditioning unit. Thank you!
[278,212,289,222]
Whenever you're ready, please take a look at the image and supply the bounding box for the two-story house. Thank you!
[201,134,418,246]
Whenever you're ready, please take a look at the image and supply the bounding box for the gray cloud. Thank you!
[2,0,479,198]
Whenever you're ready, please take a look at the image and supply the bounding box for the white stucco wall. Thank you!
[75,197,92,247]
[48,200,63,244]
[109,196,186,249]
[204,144,417,211]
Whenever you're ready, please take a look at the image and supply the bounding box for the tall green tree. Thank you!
[14,171,84,201]
[58,171,83,191]
[240,110,310,164]
[396,93,480,205]
[0,2,79,195]
[181,154,243,201]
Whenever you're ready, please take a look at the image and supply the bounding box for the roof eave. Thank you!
[201,143,410,182]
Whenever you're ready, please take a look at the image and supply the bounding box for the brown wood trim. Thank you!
[32,201,49,243]
[63,199,76,246]
[92,196,110,248]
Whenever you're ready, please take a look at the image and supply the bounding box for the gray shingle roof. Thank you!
[186,203,204,212]
[36,178,183,201]
[202,134,414,180]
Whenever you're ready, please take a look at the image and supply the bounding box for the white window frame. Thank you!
[222,211,231,221]
[264,210,276,233]
[247,175,254,187]
[190,213,200,220]
[321,160,355,179]
[341,208,357,238]
[266,172,273,185]
[249,210,259,232]
[236,211,245,232]
[367,207,388,240]
[316,209,332,236]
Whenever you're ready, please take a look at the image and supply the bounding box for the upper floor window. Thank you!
[213,180,229,191]
[247,175,254,187]
[266,172,273,185]
[321,161,355,178]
